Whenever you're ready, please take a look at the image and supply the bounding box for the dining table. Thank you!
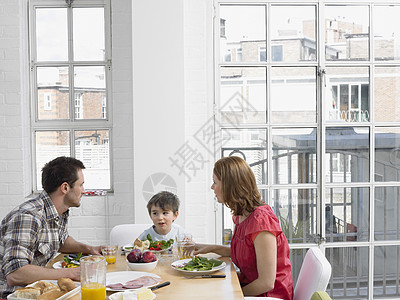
[48,250,244,299]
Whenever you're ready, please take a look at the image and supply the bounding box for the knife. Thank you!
[150,281,171,291]
[185,274,226,279]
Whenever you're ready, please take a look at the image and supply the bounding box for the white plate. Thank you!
[123,244,172,254]
[53,261,68,269]
[52,260,82,269]
[7,280,80,300]
[108,289,156,300]
[123,243,135,252]
[170,258,226,275]
[106,271,161,292]
[149,247,172,254]
[53,258,107,269]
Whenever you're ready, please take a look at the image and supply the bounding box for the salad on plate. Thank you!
[61,252,82,268]
[123,235,173,254]
[171,256,226,275]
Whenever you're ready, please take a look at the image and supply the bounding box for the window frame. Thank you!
[214,1,400,299]
[29,0,112,192]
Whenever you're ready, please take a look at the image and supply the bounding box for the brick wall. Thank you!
[0,0,136,246]
[0,0,217,246]
[0,0,29,221]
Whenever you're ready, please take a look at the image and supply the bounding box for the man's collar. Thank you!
[40,190,69,220]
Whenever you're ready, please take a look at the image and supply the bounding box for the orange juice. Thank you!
[81,283,106,300]
[101,246,118,264]
[105,255,116,264]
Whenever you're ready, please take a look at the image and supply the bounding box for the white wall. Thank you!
[131,1,186,223]
[0,0,31,219]
[0,0,219,246]
[132,0,218,243]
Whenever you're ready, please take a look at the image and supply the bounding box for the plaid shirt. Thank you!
[0,191,69,296]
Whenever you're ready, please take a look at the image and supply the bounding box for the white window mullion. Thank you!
[30,0,111,191]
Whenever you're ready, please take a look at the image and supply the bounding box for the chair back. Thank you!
[109,223,152,246]
[293,247,332,300]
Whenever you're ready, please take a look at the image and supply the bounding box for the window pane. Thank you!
[35,131,70,189]
[35,8,68,61]
[326,247,369,298]
[73,8,105,61]
[375,187,400,241]
[375,127,400,182]
[374,6,400,61]
[325,187,369,243]
[326,127,370,183]
[325,5,369,61]
[271,67,316,123]
[37,67,69,120]
[270,5,316,62]
[325,67,370,123]
[219,5,266,63]
[374,246,400,298]
[220,67,266,124]
[272,188,317,244]
[74,66,106,120]
[272,128,316,184]
[75,130,110,189]
[374,66,400,122]
[221,128,267,185]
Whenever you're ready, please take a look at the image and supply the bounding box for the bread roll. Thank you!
[42,285,59,294]
[57,277,76,292]
[33,281,58,294]
[37,289,66,300]
[14,287,41,299]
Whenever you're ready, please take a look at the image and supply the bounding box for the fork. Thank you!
[184,274,226,279]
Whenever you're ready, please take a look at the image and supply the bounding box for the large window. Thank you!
[215,2,400,299]
[29,0,111,190]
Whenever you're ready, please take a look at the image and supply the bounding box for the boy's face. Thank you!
[150,205,178,235]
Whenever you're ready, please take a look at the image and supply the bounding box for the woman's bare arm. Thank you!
[193,243,231,257]
[241,231,277,296]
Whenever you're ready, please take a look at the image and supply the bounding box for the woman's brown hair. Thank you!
[213,156,263,216]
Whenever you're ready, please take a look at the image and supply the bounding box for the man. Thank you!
[0,156,101,297]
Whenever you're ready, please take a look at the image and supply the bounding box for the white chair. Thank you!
[244,247,332,300]
[293,247,331,300]
[109,223,152,246]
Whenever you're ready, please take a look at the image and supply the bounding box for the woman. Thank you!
[195,156,293,299]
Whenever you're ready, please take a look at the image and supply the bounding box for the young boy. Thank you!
[138,191,188,241]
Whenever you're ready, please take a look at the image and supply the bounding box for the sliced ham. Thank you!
[106,283,125,290]
[107,276,161,290]
[123,276,161,289]
[122,282,143,289]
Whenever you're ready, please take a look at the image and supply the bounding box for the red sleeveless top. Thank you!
[231,205,293,299]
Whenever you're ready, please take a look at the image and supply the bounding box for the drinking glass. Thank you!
[176,234,195,259]
[101,245,118,264]
[80,256,106,300]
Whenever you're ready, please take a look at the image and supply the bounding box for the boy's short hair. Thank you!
[147,191,180,214]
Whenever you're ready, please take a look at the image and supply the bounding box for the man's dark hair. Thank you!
[41,156,85,194]
[147,191,180,215]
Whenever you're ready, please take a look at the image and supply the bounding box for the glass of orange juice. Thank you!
[80,256,106,300]
[101,245,118,264]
